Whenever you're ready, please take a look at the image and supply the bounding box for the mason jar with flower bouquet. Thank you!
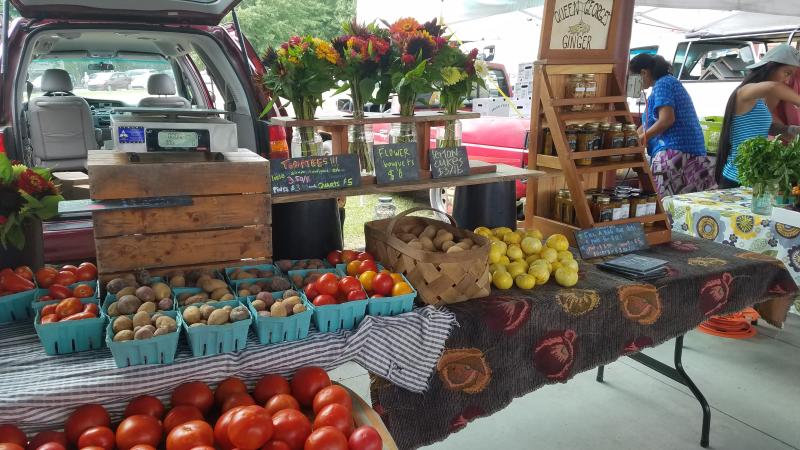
[384,17,448,143]
[260,36,340,157]
[332,21,392,175]
[434,44,489,148]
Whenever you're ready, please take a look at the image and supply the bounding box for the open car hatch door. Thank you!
[10,0,242,25]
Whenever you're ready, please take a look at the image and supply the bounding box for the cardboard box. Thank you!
[473,97,511,117]
[53,172,91,200]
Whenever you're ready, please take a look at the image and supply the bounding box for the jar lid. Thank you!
[624,123,637,130]
[612,123,624,131]
[378,196,393,203]
[597,195,611,203]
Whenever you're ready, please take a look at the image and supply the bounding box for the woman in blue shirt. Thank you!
[717,44,800,188]
[629,54,714,196]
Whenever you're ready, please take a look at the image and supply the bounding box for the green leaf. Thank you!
[259,99,276,119]
[0,154,12,184]
[333,82,351,97]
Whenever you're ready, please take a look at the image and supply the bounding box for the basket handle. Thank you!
[385,206,458,236]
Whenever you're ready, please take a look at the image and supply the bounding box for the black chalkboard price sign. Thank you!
[429,146,470,179]
[574,223,649,259]
[270,155,361,195]
[373,143,420,185]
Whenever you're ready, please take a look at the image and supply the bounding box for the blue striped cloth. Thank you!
[722,99,773,183]
[0,306,455,433]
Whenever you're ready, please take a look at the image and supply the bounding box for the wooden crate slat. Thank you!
[98,258,271,283]
[95,225,270,273]
[541,63,616,75]
[92,194,270,238]
[570,147,645,159]
[554,110,631,121]
[549,96,627,106]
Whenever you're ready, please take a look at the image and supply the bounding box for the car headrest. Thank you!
[147,74,177,96]
[42,69,73,93]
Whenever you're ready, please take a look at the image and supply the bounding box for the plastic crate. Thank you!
[33,298,106,355]
[367,272,416,317]
[699,116,723,155]
[0,288,39,324]
[224,264,279,282]
[288,268,344,291]
[106,311,181,367]
[247,292,312,344]
[181,301,251,357]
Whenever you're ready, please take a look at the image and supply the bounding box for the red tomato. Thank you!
[72,284,94,298]
[315,274,339,296]
[63,312,96,321]
[64,404,111,444]
[27,431,67,450]
[227,406,273,450]
[356,252,374,261]
[14,266,34,281]
[128,446,156,450]
[163,406,204,434]
[261,441,291,450]
[371,273,394,296]
[76,263,97,281]
[124,395,165,420]
[214,406,243,450]
[0,445,24,450]
[312,404,353,437]
[326,250,342,266]
[357,260,378,275]
[115,415,162,450]
[187,447,214,450]
[270,409,311,450]
[303,284,319,300]
[340,250,357,264]
[77,426,115,450]
[221,392,256,412]
[35,268,58,288]
[370,294,384,298]
[55,298,84,318]
[253,375,291,405]
[47,285,71,300]
[290,367,331,407]
[38,295,53,302]
[337,276,361,294]
[171,381,214,415]
[0,424,26,447]
[34,444,65,450]
[40,305,57,320]
[54,271,77,287]
[166,420,214,450]
[215,377,248,405]
[348,426,382,450]
[312,386,352,414]
[264,394,300,415]
[60,265,78,274]
[312,295,336,307]
[40,314,60,324]
[346,290,367,301]
[83,303,100,316]
[303,427,348,450]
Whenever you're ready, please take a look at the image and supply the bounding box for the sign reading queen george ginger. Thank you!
[549,0,613,50]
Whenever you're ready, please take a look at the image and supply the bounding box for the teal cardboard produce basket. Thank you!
[106,311,181,367]
[0,288,38,324]
[33,298,106,355]
[247,292,312,344]
[181,301,251,357]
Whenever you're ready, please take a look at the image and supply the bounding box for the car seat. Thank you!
[138,74,191,108]
[27,69,98,171]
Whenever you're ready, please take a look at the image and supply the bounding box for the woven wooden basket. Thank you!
[364,207,491,305]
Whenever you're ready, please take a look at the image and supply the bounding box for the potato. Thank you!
[135,286,156,302]
[433,235,449,250]
[107,302,120,317]
[421,225,437,239]
[282,290,299,299]
[157,297,173,311]
[441,240,456,252]
[220,294,234,301]
[419,236,436,251]
[270,302,287,318]
[397,233,417,243]
[229,306,249,322]
[271,277,291,291]
[256,292,275,309]
[121,273,138,287]
[154,315,177,330]
[131,311,150,328]
[252,299,266,311]
[134,325,155,340]
[246,284,261,295]
[411,224,426,236]
[283,296,301,309]
[258,311,271,318]
[184,294,207,306]
[407,240,423,250]
[112,316,133,334]
[190,323,206,327]
[398,222,414,233]
[117,295,142,315]
[116,286,137,298]
[154,327,172,337]
[137,302,156,314]
[113,330,134,342]
[292,304,307,314]
[182,306,201,325]
[106,278,128,295]
[277,260,293,272]
[135,270,151,286]
[200,304,216,320]
[152,283,171,300]
[437,231,454,243]
[455,241,473,251]
[210,287,230,301]
[236,272,252,280]
[446,245,464,253]
[238,289,250,297]
[169,274,186,288]
[199,278,227,293]
[207,308,230,325]
[459,238,474,248]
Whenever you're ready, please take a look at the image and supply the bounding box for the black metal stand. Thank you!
[596,335,710,448]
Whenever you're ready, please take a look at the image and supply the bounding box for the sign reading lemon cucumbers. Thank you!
[474,226,580,290]
[549,0,613,50]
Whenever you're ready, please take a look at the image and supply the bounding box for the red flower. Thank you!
[468,48,479,59]
[401,53,416,65]
[17,169,50,195]
[0,215,6,225]
[699,273,733,316]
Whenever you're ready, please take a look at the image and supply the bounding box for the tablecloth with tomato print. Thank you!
[370,235,797,450]
[663,187,800,313]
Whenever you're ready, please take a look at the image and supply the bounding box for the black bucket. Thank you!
[453,181,517,230]
[271,199,343,259]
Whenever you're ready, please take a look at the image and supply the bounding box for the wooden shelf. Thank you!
[550,96,627,106]
[593,213,668,227]
[574,160,644,174]
[570,147,645,159]
[272,163,542,204]
[556,110,631,121]
[269,111,480,128]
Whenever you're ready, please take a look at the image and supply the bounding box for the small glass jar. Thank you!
[588,123,602,150]
[576,126,594,166]
[563,196,575,225]
[374,196,397,220]
[606,123,625,162]
[291,126,324,158]
[630,193,648,218]
[583,74,598,111]
[567,74,586,111]
[349,124,375,175]
[554,189,568,221]
[617,196,630,220]
[542,128,554,155]
[599,122,611,148]
[389,122,417,144]
[623,123,639,161]
[565,126,578,153]
[595,195,614,222]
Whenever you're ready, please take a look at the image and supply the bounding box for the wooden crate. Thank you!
[88,151,271,278]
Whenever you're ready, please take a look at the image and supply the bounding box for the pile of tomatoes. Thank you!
[34,263,97,290]
[39,298,99,324]
[0,267,35,296]
[39,283,95,303]
[326,250,412,300]
[0,366,382,450]
[304,273,368,307]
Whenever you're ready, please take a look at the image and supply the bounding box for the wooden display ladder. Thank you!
[524,61,671,246]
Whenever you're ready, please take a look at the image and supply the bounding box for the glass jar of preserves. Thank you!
[606,123,625,162]
[565,126,578,153]
[595,195,613,222]
[623,123,639,161]
[554,189,568,221]
[617,196,630,220]
[563,195,575,225]
[583,74,598,111]
[588,123,602,150]
[576,125,594,166]
[542,128,553,155]
[599,122,611,148]
[609,197,622,221]
[630,193,648,218]
[566,74,586,111]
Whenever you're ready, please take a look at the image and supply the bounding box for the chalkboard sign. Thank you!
[270,155,361,195]
[373,143,420,185]
[574,223,648,259]
[429,146,470,179]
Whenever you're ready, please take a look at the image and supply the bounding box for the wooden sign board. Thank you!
[538,0,623,60]
[373,143,421,185]
[574,222,648,259]
[429,146,470,179]
[270,155,361,195]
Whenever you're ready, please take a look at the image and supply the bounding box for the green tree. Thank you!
[231,0,355,56]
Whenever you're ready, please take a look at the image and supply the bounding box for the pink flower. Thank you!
[401,53,416,65]
[699,273,733,316]
[468,48,479,59]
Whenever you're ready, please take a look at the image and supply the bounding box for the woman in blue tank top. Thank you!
[717,44,800,188]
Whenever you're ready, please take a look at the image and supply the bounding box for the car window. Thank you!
[189,51,226,110]
[26,56,175,105]
[469,68,508,99]
[676,41,754,81]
